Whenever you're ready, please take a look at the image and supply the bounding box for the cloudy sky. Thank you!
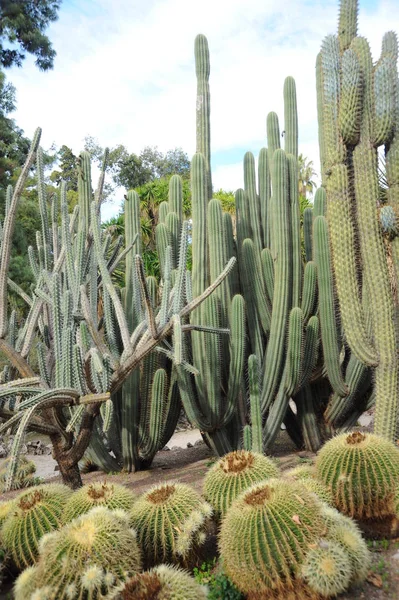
[6,0,399,220]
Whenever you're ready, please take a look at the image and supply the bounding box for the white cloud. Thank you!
[6,0,399,219]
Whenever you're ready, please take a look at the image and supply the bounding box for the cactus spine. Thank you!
[317,0,399,440]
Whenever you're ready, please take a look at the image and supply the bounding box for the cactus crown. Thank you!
[221,450,254,473]
[17,489,43,511]
[118,572,162,599]
[147,484,176,503]
[346,431,366,445]
[245,485,272,505]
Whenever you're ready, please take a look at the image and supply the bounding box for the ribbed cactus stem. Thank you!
[195,34,212,200]
[244,152,262,255]
[261,149,291,412]
[248,355,263,454]
[284,76,298,158]
[313,216,347,396]
[258,147,271,248]
[338,0,359,52]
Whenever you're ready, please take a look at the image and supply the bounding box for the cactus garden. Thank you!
[1,0,399,597]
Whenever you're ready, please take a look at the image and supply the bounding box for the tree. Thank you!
[0,0,61,71]
[298,154,317,199]
[84,137,191,193]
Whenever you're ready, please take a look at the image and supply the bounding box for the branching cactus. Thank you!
[0,131,236,489]
[317,0,399,441]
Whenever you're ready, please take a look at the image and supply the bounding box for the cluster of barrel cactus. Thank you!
[7,437,399,598]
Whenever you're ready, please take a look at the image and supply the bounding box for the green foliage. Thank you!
[129,482,212,567]
[213,188,235,214]
[203,450,279,516]
[193,560,244,600]
[0,1,60,70]
[219,479,325,597]
[1,483,72,569]
[315,431,399,518]
[62,481,137,523]
[28,506,141,599]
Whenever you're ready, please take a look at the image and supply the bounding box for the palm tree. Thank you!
[298,154,317,200]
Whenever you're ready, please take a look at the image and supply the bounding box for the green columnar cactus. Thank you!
[203,450,279,516]
[62,481,136,523]
[248,355,263,453]
[29,507,141,599]
[195,34,212,200]
[315,432,399,518]
[1,483,72,569]
[219,479,324,597]
[109,565,208,600]
[301,540,352,597]
[129,482,212,567]
[317,0,399,441]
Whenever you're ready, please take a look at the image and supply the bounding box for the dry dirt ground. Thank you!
[1,431,398,599]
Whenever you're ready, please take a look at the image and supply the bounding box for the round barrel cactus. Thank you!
[285,465,333,505]
[109,564,208,600]
[0,498,15,527]
[1,483,72,570]
[62,481,136,523]
[219,478,324,597]
[129,482,212,567]
[0,456,36,492]
[315,432,399,518]
[31,506,141,599]
[320,505,371,585]
[14,565,39,600]
[203,450,279,516]
[285,464,315,480]
[301,540,352,597]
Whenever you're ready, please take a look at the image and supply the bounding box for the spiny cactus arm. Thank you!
[372,56,396,147]
[91,202,133,354]
[242,238,271,334]
[53,204,80,275]
[37,147,51,270]
[287,153,302,307]
[313,216,348,396]
[140,368,166,459]
[339,49,363,146]
[136,255,158,339]
[261,248,274,305]
[94,147,109,211]
[285,307,304,397]
[195,34,212,199]
[300,316,320,388]
[80,285,118,369]
[338,0,358,52]
[303,207,313,262]
[244,152,263,255]
[296,384,323,451]
[191,152,208,297]
[248,354,263,453]
[7,278,33,307]
[243,424,252,450]
[77,151,92,236]
[258,148,271,248]
[284,77,298,158]
[301,262,317,321]
[325,169,376,365]
[172,221,190,315]
[110,257,236,393]
[325,355,371,427]
[20,298,44,359]
[313,187,326,217]
[261,149,291,411]
[0,129,41,338]
[105,234,138,280]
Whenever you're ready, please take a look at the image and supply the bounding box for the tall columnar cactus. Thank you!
[317,0,399,441]
[0,132,236,489]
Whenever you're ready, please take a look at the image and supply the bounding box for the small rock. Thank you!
[392,550,399,561]
[194,439,204,447]
[54,465,60,471]
[187,442,193,448]
[162,446,170,451]
[170,446,180,451]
